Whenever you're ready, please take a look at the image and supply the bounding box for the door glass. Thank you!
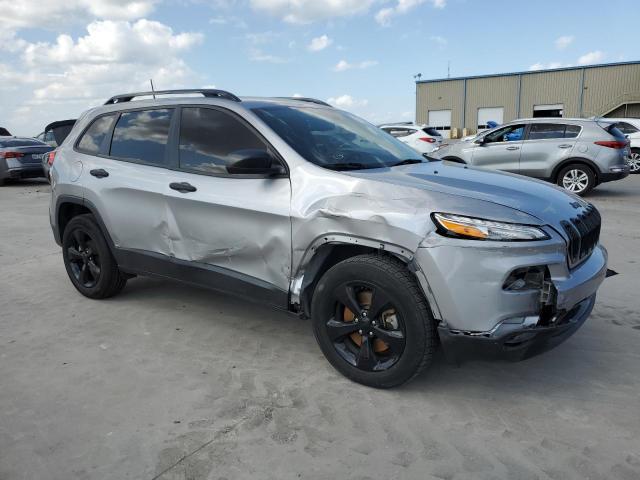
[77,115,117,154]
[528,123,567,140]
[179,107,269,175]
[484,124,525,143]
[110,109,173,165]
[564,125,581,138]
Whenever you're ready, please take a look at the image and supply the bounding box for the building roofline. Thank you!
[415,60,640,84]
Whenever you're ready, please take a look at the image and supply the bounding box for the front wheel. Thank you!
[557,164,595,196]
[311,254,435,388]
[629,149,640,174]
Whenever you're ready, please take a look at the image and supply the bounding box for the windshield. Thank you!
[252,106,424,170]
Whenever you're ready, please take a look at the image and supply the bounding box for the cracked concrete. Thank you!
[1,177,640,480]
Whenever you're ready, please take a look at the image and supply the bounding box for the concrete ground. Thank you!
[1,176,639,480]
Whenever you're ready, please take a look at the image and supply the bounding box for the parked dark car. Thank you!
[0,137,53,185]
[40,120,76,181]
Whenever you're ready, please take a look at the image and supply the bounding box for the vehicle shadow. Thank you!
[114,276,629,402]
[2,178,49,188]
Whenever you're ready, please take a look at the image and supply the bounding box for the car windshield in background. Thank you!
[252,106,424,170]
[0,138,47,148]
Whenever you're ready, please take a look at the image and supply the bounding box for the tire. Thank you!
[556,163,595,196]
[62,214,127,299]
[311,254,435,388]
[629,149,640,174]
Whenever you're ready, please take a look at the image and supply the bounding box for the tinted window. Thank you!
[423,127,441,136]
[616,122,639,134]
[110,109,173,165]
[528,123,566,140]
[0,127,10,136]
[484,124,525,143]
[78,115,116,154]
[179,107,268,175]
[383,128,413,138]
[565,125,581,138]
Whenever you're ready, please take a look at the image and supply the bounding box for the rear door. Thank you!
[164,106,292,305]
[79,109,174,257]
[470,123,525,173]
[519,123,580,179]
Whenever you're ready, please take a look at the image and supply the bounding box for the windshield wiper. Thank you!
[325,162,369,171]
[390,159,423,167]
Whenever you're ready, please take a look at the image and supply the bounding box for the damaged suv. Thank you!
[49,90,608,388]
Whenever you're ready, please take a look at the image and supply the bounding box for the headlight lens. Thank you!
[432,213,549,241]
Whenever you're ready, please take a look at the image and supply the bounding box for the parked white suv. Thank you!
[608,118,640,173]
[379,123,442,154]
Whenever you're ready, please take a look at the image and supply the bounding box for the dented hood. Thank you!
[345,161,588,228]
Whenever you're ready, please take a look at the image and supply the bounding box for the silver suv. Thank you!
[431,118,630,195]
[49,90,608,388]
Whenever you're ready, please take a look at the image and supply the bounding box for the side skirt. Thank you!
[114,248,289,311]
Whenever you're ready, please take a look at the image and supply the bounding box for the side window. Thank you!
[564,125,581,138]
[484,124,525,143]
[528,123,567,140]
[110,109,173,166]
[77,115,117,154]
[179,107,269,175]
[616,122,639,134]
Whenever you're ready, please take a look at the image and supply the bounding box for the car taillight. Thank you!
[594,140,629,149]
[0,151,25,158]
[419,137,436,143]
[47,151,57,166]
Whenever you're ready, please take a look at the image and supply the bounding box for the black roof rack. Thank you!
[104,89,241,105]
[277,97,333,107]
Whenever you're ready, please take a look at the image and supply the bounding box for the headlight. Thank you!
[432,213,549,241]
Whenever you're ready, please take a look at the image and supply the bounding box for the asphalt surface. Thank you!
[1,176,639,480]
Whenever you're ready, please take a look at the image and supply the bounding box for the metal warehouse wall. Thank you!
[416,62,640,134]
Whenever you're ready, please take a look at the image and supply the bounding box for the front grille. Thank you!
[561,204,601,268]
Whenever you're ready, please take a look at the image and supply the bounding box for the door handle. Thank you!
[558,144,573,149]
[170,182,197,193]
[90,169,109,178]
[505,146,520,151]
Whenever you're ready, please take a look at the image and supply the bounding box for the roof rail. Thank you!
[277,97,333,107]
[104,89,241,105]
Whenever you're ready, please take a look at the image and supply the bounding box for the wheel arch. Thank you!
[55,196,116,252]
[551,157,601,183]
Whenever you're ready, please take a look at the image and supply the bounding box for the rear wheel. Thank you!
[311,254,435,388]
[62,214,126,299]
[557,164,595,196]
[629,149,640,174]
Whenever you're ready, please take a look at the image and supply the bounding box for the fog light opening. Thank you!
[503,265,546,291]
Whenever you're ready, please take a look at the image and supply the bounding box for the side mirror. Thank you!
[226,149,285,176]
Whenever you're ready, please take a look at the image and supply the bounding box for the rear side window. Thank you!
[178,107,268,175]
[77,115,117,154]
[615,122,639,135]
[422,127,441,136]
[110,109,173,166]
[0,127,11,136]
[528,123,566,140]
[564,125,581,138]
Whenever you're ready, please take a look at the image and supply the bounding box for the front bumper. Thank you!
[438,294,596,362]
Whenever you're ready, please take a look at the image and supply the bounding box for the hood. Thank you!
[345,161,589,229]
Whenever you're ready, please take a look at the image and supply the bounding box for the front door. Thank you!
[470,123,526,173]
[164,106,292,307]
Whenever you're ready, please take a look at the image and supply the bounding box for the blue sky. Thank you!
[1,0,638,134]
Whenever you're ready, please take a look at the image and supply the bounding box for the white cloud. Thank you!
[333,59,378,72]
[307,34,332,52]
[528,61,568,71]
[555,35,574,50]
[248,48,288,63]
[578,50,604,65]
[327,94,368,108]
[430,35,447,47]
[249,0,375,24]
[0,0,157,31]
[375,0,445,26]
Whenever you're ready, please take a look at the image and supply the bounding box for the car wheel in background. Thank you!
[557,164,595,196]
[62,214,127,299]
[629,149,640,174]
[311,254,435,388]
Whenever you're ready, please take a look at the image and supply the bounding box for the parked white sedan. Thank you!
[379,123,442,154]
[608,118,640,173]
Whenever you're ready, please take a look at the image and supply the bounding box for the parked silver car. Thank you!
[49,90,608,387]
[431,118,630,195]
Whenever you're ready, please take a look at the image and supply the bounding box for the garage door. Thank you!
[477,107,504,131]
[428,110,452,139]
